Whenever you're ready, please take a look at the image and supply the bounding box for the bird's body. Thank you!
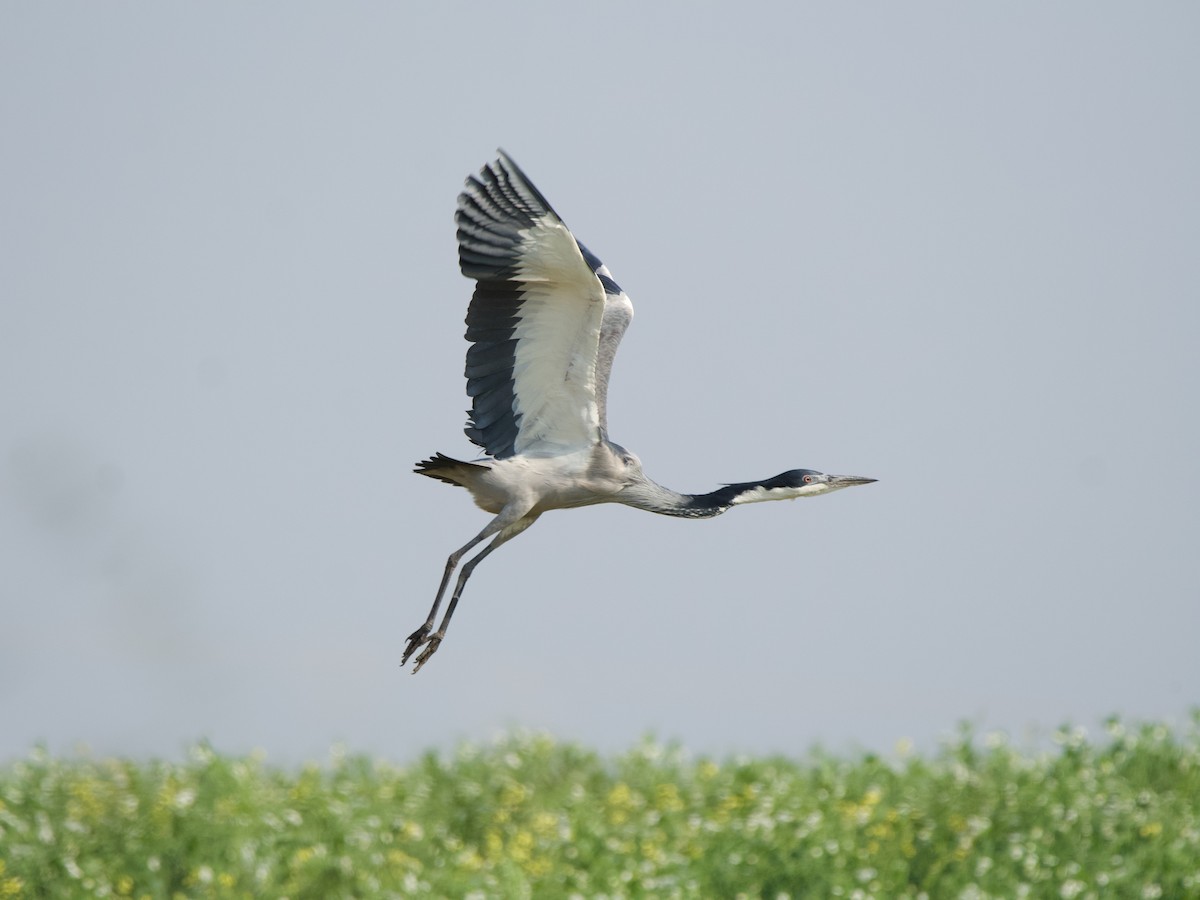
[416,446,629,516]
[402,152,875,672]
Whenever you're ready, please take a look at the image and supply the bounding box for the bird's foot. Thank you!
[401,624,432,670]
[411,635,443,674]
[402,624,444,673]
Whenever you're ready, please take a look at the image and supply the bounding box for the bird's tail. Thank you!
[414,452,488,489]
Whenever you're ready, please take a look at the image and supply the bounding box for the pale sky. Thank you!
[2,3,1198,764]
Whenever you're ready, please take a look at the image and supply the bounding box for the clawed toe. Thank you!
[411,636,442,674]
[401,625,431,669]
[402,625,445,673]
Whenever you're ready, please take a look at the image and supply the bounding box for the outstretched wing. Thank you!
[456,151,633,458]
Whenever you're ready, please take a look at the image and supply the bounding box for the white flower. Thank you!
[173,789,196,810]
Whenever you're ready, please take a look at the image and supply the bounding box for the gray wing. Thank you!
[575,241,633,439]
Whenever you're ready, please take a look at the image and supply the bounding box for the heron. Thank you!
[402,151,876,673]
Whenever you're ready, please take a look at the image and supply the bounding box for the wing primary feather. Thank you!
[464,368,514,398]
[465,344,518,378]
[495,150,559,216]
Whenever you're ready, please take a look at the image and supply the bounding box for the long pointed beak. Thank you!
[828,474,877,488]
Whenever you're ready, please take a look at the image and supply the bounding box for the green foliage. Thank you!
[2,717,1199,898]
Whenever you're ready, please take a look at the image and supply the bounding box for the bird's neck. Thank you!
[618,481,752,519]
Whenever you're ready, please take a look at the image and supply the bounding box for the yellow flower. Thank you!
[607,782,633,808]
[484,830,503,859]
[399,820,424,841]
[499,780,528,807]
[386,849,420,872]
[655,783,684,813]
[510,830,534,863]
[69,779,105,821]
[0,875,25,898]
[531,810,560,838]
[607,782,636,824]
[641,837,666,865]
[523,857,552,877]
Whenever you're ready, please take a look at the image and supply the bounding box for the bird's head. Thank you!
[730,469,877,504]
[605,441,645,480]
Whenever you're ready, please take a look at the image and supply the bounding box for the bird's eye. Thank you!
[803,475,814,484]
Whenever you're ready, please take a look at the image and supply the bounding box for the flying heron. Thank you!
[403,151,875,672]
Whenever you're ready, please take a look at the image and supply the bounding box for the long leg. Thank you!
[403,513,539,673]
[401,521,500,667]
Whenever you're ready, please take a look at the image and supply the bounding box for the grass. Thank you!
[1,717,1198,899]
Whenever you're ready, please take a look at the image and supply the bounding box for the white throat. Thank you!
[730,483,832,505]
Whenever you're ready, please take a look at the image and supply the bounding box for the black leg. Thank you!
[403,512,539,673]
[401,525,497,669]
[410,532,505,673]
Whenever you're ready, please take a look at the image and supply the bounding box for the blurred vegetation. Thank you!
[1,716,1198,899]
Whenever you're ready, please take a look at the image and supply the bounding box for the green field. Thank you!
[1,717,1197,899]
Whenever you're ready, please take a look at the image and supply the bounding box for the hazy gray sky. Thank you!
[3,4,1198,764]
